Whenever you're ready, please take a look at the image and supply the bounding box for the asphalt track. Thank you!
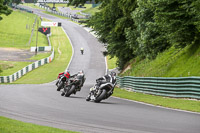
[0,6,200,133]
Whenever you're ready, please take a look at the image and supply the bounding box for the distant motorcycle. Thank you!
[81,50,84,55]
[86,81,116,103]
[80,48,84,55]
[61,73,85,97]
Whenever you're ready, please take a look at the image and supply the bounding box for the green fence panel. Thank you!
[7,76,10,83]
[117,76,200,99]
[1,77,4,83]
[32,63,35,70]
[26,66,29,73]
[38,60,41,66]
[44,58,48,64]
[38,47,45,51]
[21,69,23,76]
[16,72,19,79]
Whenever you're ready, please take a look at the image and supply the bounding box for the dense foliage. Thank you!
[0,0,12,21]
[68,0,200,70]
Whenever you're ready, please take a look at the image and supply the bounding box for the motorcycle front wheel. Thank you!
[65,85,76,97]
[57,81,64,91]
[94,89,107,103]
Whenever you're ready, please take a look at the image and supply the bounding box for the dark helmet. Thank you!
[110,72,116,77]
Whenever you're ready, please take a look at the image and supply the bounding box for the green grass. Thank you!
[29,52,51,60]
[0,10,48,48]
[0,52,51,76]
[81,5,100,15]
[0,116,78,133]
[43,11,68,19]
[22,3,45,10]
[113,88,200,113]
[13,27,72,84]
[121,44,200,77]
[106,55,117,69]
[0,61,31,76]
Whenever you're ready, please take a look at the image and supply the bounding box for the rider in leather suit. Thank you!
[96,72,116,93]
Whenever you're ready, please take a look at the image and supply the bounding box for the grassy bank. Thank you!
[14,27,72,84]
[106,55,117,69]
[122,44,200,77]
[113,88,200,113]
[0,10,48,48]
[0,116,78,133]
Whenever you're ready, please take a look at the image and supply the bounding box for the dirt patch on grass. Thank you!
[0,47,36,62]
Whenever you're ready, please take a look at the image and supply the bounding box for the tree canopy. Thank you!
[68,0,200,69]
[0,0,12,21]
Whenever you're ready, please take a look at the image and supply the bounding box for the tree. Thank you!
[88,0,137,69]
[126,0,169,59]
[0,0,12,21]
[152,0,200,47]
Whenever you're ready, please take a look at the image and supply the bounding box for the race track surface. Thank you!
[0,6,200,133]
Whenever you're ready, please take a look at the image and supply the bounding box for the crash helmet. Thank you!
[64,70,70,78]
[78,70,84,74]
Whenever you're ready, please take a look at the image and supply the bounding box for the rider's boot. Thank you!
[86,94,91,101]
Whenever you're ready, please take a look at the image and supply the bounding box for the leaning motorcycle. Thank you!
[56,73,69,91]
[61,74,85,97]
[86,81,116,103]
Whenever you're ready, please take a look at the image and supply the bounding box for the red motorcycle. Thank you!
[56,72,70,91]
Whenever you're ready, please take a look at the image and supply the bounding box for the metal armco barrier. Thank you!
[116,76,200,99]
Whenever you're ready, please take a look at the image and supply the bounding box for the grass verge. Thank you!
[0,53,51,76]
[113,88,200,113]
[13,27,72,84]
[122,44,200,77]
[0,10,48,48]
[0,116,78,133]
[43,11,68,19]
[106,55,117,69]
[0,61,31,76]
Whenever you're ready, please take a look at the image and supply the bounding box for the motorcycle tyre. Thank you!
[94,89,107,103]
[65,85,76,97]
[57,81,64,91]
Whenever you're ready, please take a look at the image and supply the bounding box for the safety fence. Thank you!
[38,5,86,23]
[116,76,200,99]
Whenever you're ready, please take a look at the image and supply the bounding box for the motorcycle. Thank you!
[61,74,85,97]
[56,72,70,91]
[86,81,116,103]
[81,49,84,55]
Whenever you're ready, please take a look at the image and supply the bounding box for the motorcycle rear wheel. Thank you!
[94,89,107,103]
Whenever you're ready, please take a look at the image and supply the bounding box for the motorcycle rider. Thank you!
[80,47,84,55]
[70,70,85,88]
[96,72,117,94]
[97,72,116,85]
[61,70,85,96]
[56,70,70,86]
[86,72,116,101]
